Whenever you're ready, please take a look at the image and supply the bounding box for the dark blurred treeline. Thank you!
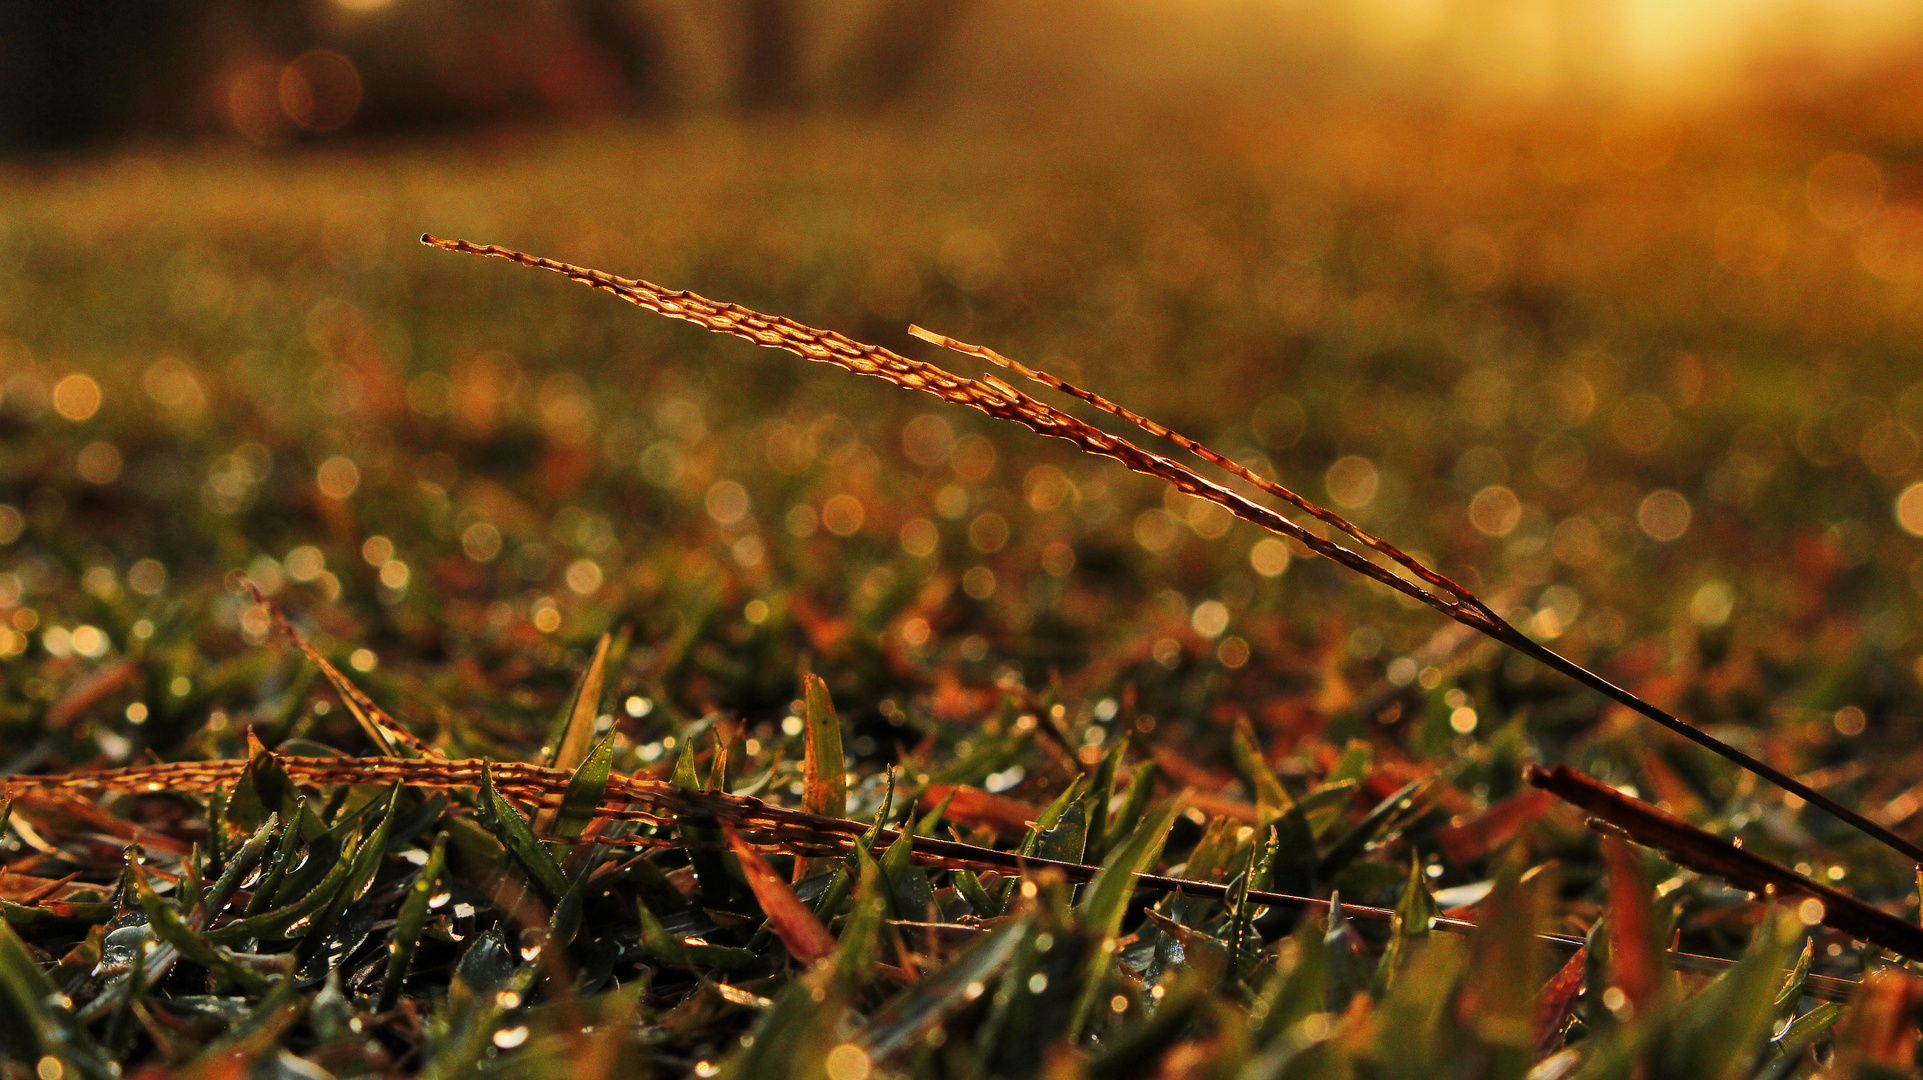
[0,0,975,152]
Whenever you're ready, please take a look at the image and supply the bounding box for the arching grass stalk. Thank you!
[420,233,1923,867]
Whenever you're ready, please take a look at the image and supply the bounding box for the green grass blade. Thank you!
[1772,938,1815,1016]
[1372,854,1439,998]
[1071,795,1184,1035]
[1232,717,1293,823]
[1763,1001,1842,1079]
[552,729,617,841]
[380,831,447,1010]
[1034,797,1090,865]
[669,737,759,915]
[207,826,365,943]
[717,966,848,1080]
[243,812,302,917]
[1105,760,1158,856]
[0,910,77,1065]
[802,673,847,819]
[1315,777,1429,883]
[1250,911,1330,1047]
[1081,735,1128,863]
[193,813,279,929]
[548,845,604,950]
[879,826,939,921]
[228,737,319,841]
[133,865,282,995]
[296,783,404,971]
[478,761,569,904]
[954,868,1001,918]
[835,855,891,991]
[1079,795,1182,939]
[1664,911,1802,1080]
[636,899,756,970]
[864,916,1029,1057]
[543,631,612,770]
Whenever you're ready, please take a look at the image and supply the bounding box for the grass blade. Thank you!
[133,865,282,995]
[1315,777,1429,883]
[1071,796,1184,1034]
[207,827,364,943]
[1232,718,1293,824]
[552,730,617,841]
[864,916,1028,1057]
[544,631,612,771]
[636,899,756,970]
[478,762,569,905]
[379,831,446,1010]
[725,824,836,965]
[802,673,847,819]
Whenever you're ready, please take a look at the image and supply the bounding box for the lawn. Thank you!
[3,102,1923,1077]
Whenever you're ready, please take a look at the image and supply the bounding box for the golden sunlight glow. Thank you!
[1327,0,1923,95]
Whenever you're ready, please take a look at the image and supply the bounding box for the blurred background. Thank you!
[9,0,1923,150]
[9,0,1923,847]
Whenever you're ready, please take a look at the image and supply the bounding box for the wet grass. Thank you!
[4,104,1923,1076]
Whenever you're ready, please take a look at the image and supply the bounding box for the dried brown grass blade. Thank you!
[418,233,1923,866]
[1527,764,1923,961]
[246,583,442,761]
[1829,967,1923,1072]
[1601,834,1665,1011]
[724,823,837,964]
[1532,946,1587,1058]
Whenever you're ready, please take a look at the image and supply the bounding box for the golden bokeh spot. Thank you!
[281,51,363,133]
[317,456,362,500]
[1807,152,1883,230]
[52,374,102,421]
[1469,485,1522,538]
[76,442,122,484]
[1637,490,1693,542]
[1894,482,1923,537]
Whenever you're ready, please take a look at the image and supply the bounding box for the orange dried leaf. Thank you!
[1832,966,1923,1072]
[1602,835,1663,1014]
[1533,945,1587,1058]
[724,824,836,965]
[1435,789,1555,865]
[917,784,1040,837]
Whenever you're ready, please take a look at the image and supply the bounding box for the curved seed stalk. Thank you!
[420,234,1923,866]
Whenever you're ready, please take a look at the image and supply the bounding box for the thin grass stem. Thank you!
[420,234,1923,867]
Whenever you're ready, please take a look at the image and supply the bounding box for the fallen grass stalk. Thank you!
[0,753,1855,1001]
[1526,763,1923,961]
[419,234,1923,867]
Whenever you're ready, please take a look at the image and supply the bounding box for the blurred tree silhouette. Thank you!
[0,0,980,153]
[0,2,211,149]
